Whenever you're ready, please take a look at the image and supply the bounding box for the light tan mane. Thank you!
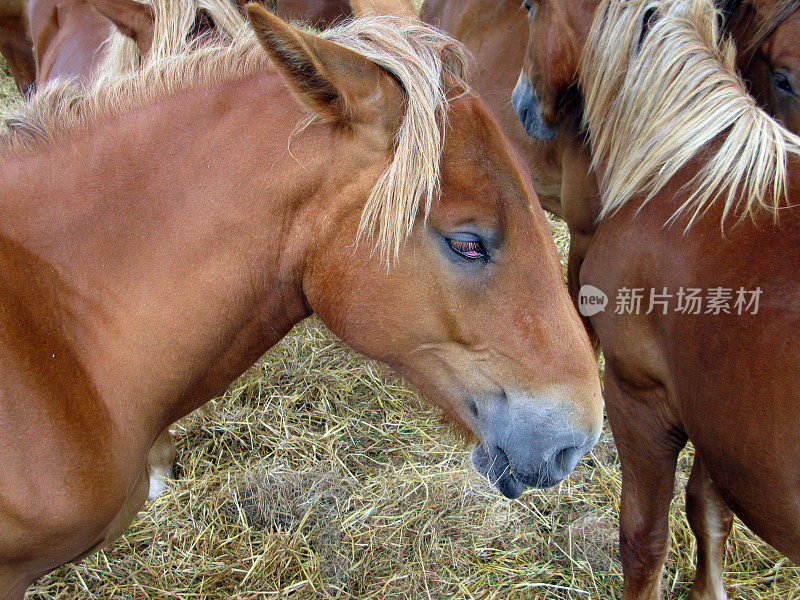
[581,0,800,227]
[3,15,469,261]
[97,0,249,84]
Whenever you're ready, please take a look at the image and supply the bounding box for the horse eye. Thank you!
[448,238,489,260]
[772,71,795,95]
[522,1,533,10]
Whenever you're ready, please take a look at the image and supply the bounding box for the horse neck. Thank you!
[0,71,379,432]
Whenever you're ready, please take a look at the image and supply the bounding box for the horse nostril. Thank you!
[467,399,478,418]
[553,444,584,475]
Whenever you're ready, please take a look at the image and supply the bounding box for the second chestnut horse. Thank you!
[514,0,800,597]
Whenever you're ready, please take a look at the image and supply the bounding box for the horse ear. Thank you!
[349,0,416,18]
[232,0,276,12]
[88,0,155,55]
[246,2,403,135]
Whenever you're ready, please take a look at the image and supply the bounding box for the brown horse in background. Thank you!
[419,0,599,228]
[420,0,601,321]
[0,0,603,595]
[514,0,800,598]
[512,0,800,303]
[28,0,249,84]
[27,0,353,85]
[276,0,351,26]
[0,0,35,94]
[420,0,578,219]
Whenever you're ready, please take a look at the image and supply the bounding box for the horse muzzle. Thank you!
[512,73,558,141]
[470,391,601,499]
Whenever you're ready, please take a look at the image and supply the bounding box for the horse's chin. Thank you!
[522,116,558,141]
[471,443,526,499]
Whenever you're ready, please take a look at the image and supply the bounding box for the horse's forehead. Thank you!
[532,0,598,46]
[440,95,530,204]
[767,11,800,58]
[444,97,503,166]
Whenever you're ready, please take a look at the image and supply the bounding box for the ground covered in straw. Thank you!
[0,58,796,599]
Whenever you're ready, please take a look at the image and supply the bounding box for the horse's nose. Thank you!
[511,74,532,124]
[470,391,602,499]
[511,73,558,140]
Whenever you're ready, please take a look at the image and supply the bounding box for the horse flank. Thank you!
[2,15,470,262]
[581,0,800,227]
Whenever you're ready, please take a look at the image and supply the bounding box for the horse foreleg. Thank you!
[685,456,732,600]
[147,428,176,500]
[605,371,685,600]
[0,565,31,600]
[89,465,150,556]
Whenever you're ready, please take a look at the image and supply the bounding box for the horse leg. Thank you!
[606,371,685,600]
[88,464,150,556]
[685,456,733,600]
[0,565,31,600]
[566,231,599,345]
[560,132,600,344]
[147,428,176,500]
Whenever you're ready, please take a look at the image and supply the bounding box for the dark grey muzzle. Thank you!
[470,393,600,499]
[512,72,558,141]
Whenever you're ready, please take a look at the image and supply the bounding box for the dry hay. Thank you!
[0,57,794,599]
[0,61,20,129]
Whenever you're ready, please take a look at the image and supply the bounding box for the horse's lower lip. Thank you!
[523,116,558,141]
[472,442,573,497]
[471,443,526,499]
[510,470,560,489]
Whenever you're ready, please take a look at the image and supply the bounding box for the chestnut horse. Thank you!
[28,0,248,84]
[276,0,351,26]
[0,0,603,595]
[419,0,601,316]
[0,0,35,94]
[515,0,800,598]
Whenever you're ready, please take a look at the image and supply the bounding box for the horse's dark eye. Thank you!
[522,1,533,10]
[772,71,795,95]
[448,238,488,260]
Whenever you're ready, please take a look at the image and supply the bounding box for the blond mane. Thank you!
[3,15,469,262]
[581,0,800,227]
[97,0,249,84]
